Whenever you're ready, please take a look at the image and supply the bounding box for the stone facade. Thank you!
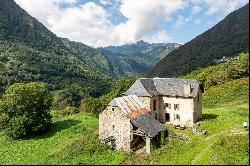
[99,106,132,152]
[99,78,203,154]
[99,95,166,154]
[138,87,202,127]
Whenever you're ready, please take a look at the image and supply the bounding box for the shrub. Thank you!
[80,78,136,116]
[0,82,52,139]
[52,89,81,109]
[58,106,80,116]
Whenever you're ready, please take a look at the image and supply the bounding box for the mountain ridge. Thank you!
[146,3,249,78]
[0,0,111,96]
[99,41,181,75]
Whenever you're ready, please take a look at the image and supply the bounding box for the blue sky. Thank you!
[15,0,248,47]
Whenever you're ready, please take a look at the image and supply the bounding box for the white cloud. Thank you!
[189,0,202,4]
[175,15,193,28]
[203,0,249,15]
[14,0,249,47]
[14,0,187,47]
[191,5,203,14]
[100,0,112,6]
[142,30,171,44]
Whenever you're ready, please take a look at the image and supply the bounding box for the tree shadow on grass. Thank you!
[201,114,218,121]
[33,119,82,140]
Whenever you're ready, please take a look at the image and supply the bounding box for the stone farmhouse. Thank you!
[99,78,202,154]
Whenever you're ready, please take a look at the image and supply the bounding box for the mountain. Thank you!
[61,38,124,78]
[98,49,148,76]
[146,3,249,78]
[99,40,180,75]
[0,0,111,96]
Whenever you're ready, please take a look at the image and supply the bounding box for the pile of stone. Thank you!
[192,123,207,135]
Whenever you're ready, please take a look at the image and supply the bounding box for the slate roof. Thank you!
[124,78,200,98]
[108,95,150,119]
[131,114,166,138]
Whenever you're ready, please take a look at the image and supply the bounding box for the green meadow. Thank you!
[0,78,248,165]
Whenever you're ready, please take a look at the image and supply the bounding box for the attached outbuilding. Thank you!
[99,95,166,154]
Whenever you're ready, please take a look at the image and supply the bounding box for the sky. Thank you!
[14,0,249,47]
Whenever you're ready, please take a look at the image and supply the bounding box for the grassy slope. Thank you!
[126,104,249,165]
[0,114,128,165]
[0,78,248,165]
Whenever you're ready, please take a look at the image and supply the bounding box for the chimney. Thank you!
[183,84,191,96]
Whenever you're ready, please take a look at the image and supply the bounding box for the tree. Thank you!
[0,82,52,139]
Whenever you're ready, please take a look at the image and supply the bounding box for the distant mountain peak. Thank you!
[135,40,149,44]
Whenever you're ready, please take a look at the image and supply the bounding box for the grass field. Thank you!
[0,78,249,165]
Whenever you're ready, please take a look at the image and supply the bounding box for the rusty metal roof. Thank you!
[128,107,150,119]
[108,95,150,118]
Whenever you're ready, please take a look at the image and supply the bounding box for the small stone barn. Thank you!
[99,95,166,154]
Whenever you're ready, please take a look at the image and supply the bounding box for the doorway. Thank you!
[165,113,170,122]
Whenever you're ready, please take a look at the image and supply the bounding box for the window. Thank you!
[176,114,180,121]
[153,100,156,111]
[112,107,115,111]
[165,103,171,109]
[174,104,179,110]
[112,125,115,130]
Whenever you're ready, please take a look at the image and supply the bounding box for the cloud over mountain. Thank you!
[14,0,248,47]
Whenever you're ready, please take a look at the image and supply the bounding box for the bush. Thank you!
[52,89,82,109]
[80,78,136,116]
[0,82,52,139]
[57,106,80,116]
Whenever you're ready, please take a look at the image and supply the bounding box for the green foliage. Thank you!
[203,78,249,107]
[147,4,249,77]
[56,106,80,117]
[61,38,125,78]
[212,134,249,164]
[0,0,111,98]
[0,82,52,139]
[0,80,248,164]
[182,52,249,90]
[52,88,82,109]
[0,114,128,165]
[80,77,136,116]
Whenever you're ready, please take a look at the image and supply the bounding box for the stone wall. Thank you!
[160,88,202,127]
[138,96,163,121]
[162,96,194,126]
[138,96,151,109]
[99,106,131,152]
[193,87,202,123]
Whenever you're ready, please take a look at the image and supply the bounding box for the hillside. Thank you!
[99,40,180,75]
[146,3,249,77]
[0,0,111,96]
[0,66,248,165]
[61,38,124,78]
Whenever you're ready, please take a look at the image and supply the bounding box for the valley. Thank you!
[0,0,249,165]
